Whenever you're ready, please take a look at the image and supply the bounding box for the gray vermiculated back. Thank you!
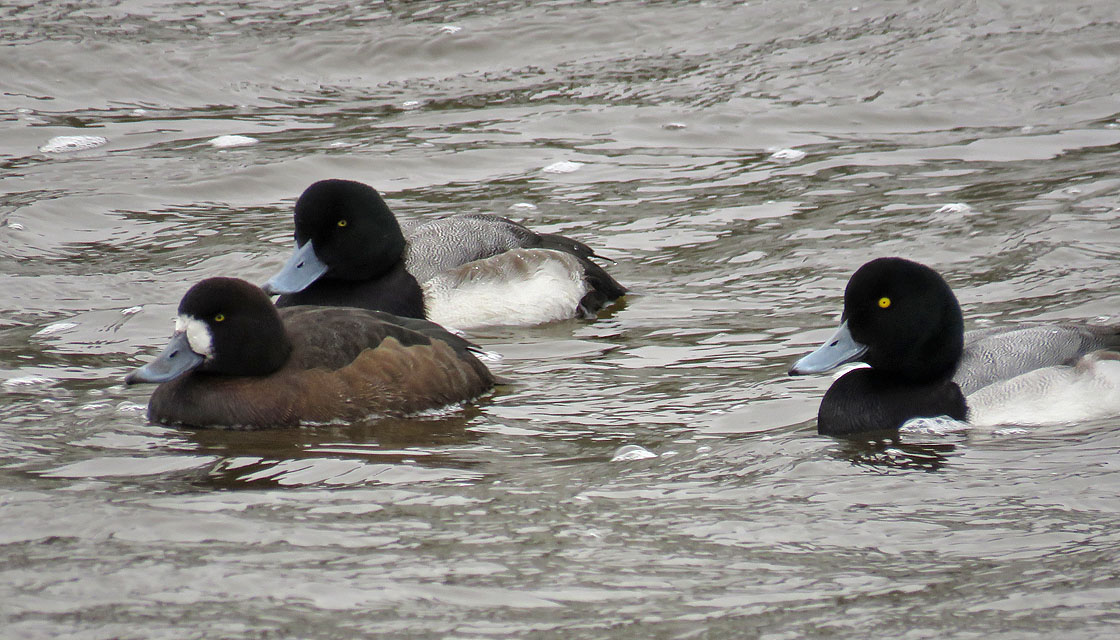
[955,323,1120,395]
[402,214,541,283]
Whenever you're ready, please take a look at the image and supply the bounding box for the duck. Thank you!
[260,179,626,329]
[125,277,496,429]
[789,257,1120,436]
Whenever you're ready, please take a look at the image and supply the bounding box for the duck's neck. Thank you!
[818,368,967,436]
[275,261,426,319]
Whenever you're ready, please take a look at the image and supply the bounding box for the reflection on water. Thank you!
[832,437,958,474]
[189,412,491,488]
[2,0,1120,636]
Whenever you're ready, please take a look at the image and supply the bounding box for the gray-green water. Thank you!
[3,1,1120,637]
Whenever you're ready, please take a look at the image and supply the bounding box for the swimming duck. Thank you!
[125,277,495,429]
[261,179,626,329]
[789,257,1120,436]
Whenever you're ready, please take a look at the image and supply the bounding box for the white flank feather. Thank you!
[967,351,1120,426]
[423,248,588,329]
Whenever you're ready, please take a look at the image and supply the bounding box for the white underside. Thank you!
[967,351,1120,427]
[422,248,589,329]
[175,314,214,358]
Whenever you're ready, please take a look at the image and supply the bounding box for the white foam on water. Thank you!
[936,203,973,214]
[33,322,78,336]
[611,445,657,462]
[542,161,583,174]
[209,134,258,148]
[768,148,806,162]
[39,135,108,154]
[3,375,56,388]
[899,415,971,435]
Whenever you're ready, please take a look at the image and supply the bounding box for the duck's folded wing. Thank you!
[321,334,496,416]
[955,323,1120,395]
[277,306,488,370]
[403,214,600,283]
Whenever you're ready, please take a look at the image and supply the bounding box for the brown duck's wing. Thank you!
[278,305,484,370]
[314,335,495,417]
[280,306,496,413]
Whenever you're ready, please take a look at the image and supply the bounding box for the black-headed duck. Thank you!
[790,257,1120,435]
[262,179,626,329]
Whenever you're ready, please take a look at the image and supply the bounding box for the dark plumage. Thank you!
[790,257,1120,436]
[126,277,495,429]
[262,179,626,328]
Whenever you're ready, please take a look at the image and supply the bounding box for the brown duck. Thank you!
[125,277,495,429]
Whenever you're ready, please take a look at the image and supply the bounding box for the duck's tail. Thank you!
[575,256,627,318]
[1074,321,1120,353]
[536,232,612,263]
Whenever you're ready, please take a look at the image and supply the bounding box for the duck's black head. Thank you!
[295,179,405,279]
[791,257,964,383]
[127,278,292,384]
[843,257,964,381]
[264,179,406,294]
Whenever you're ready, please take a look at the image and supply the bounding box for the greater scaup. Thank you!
[261,179,626,329]
[789,257,1120,435]
[125,277,495,429]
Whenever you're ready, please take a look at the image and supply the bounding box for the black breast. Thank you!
[817,368,967,436]
[275,261,425,318]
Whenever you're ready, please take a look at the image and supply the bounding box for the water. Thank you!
[3,0,1120,637]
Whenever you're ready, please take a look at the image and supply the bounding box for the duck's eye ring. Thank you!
[214,313,226,322]
[878,297,891,309]
[337,219,348,228]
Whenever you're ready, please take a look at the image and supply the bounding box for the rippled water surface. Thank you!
[3,0,1120,637]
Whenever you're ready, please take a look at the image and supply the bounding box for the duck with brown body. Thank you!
[126,277,495,429]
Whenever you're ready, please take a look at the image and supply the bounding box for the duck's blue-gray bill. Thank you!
[261,241,328,295]
[125,331,205,384]
[789,320,869,375]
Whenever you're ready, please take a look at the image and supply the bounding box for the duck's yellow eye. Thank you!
[214,313,226,322]
[337,219,348,228]
[878,297,891,309]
